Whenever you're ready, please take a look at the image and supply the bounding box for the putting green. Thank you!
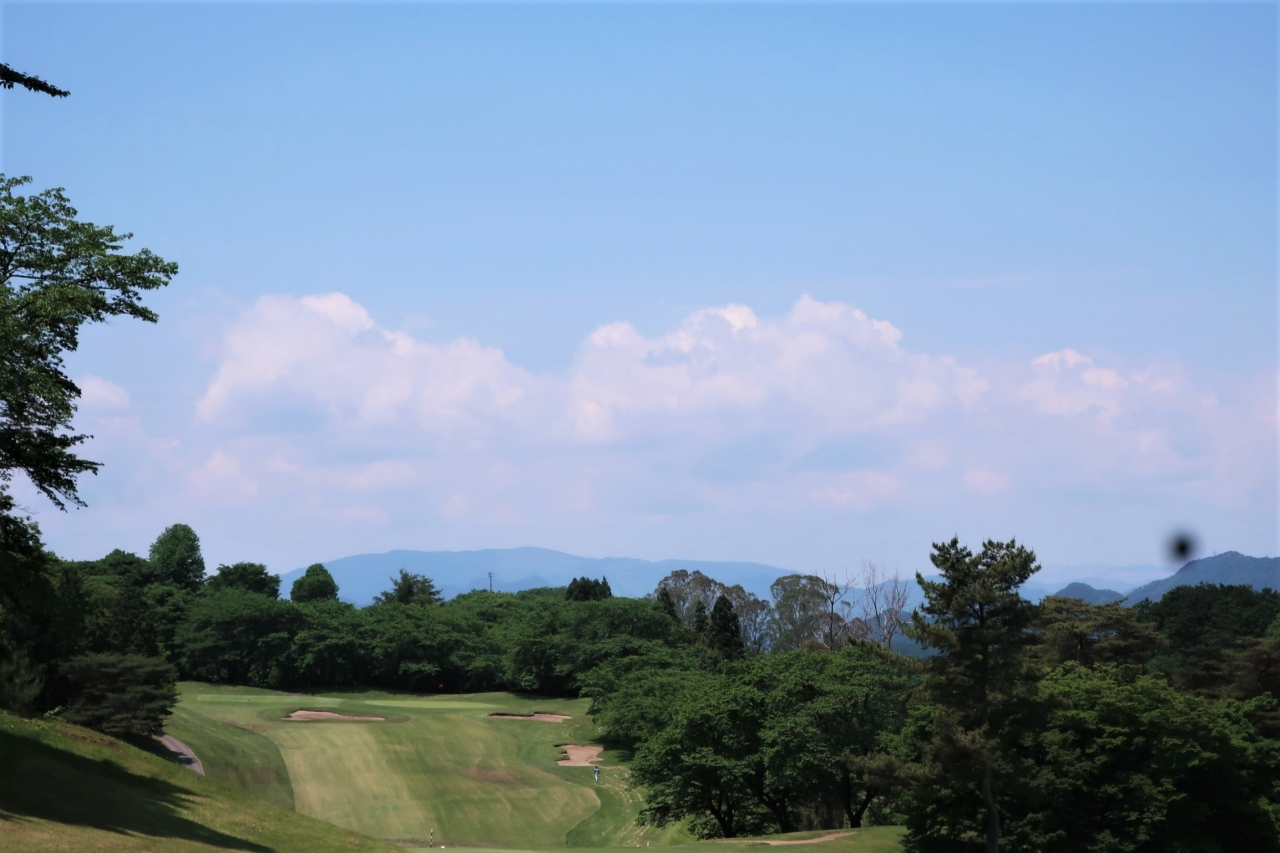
[168,683,694,848]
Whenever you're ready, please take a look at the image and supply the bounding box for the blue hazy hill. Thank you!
[1050,582,1125,605]
[1123,551,1279,605]
[280,546,794,605]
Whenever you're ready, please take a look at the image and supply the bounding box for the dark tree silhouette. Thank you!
[0,64,69,98]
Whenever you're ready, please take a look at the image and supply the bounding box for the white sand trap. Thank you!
[488,712,570,722]
[556,744,603,766]
[282,709,385,721]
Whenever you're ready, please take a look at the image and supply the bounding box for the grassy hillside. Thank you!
[0,710,398,853]
[168,683,695,848]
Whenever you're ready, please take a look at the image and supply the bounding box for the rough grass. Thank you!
[0,710,398,853]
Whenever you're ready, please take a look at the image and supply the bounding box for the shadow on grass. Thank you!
[0,728,270,852]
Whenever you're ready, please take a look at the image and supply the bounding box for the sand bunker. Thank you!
[556,744,603,766]
[488,712,570,722]
[282,709,385,721]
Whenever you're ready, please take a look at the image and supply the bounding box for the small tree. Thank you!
[373,569,442,606]
[291,564,339,603]
[59,652,177,737]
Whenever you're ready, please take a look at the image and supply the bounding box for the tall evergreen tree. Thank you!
[706,595,745,661]
[904,537,1040,853]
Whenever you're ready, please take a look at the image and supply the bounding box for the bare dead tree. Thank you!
[881,571,910,650]
[860,561,910,649]
[816,570,858,651]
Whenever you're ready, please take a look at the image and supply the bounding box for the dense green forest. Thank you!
[4,517,1280,852]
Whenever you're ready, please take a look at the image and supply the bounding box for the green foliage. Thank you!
[631,646,913,838]
[148,524,205,591]
[657,586,680,621]
[58,652,177,737]
[207,562,280,598]
[706,595,745,661]
[1141,583,1280,699]
[565,575,613,601]
[372,568,441,606]
[903,664,1280,853]
[904,538,1040,853]
[1145,583,1280,652]
[291,563,339,603]
[1032,596,1164,668]
[175,589,295,685]
[0,176,175,509]
[0,490,88,713]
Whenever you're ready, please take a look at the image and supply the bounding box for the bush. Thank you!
[59,652,177,737]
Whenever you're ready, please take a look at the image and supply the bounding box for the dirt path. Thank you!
[156,733,204,775]
[756,831,857,845]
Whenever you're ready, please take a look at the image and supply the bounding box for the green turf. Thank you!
[404,829,907,853]
[0,710,398,853]
[167,702,295,810]
[170,683,904,852]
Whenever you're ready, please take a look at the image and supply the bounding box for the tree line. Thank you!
[4,517,1280,852]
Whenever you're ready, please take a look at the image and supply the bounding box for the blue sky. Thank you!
[3,2,1276,583]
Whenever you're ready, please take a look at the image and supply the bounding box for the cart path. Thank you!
[156,733,205,775]
[757,831,857,845]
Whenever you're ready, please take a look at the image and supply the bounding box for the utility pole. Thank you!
[488,571,494,593]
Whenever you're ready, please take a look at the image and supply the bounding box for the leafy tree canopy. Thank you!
[373,569,442,607]
[0,176,176,508]
[207,562,280,599]
[291,563,339,603]
[1032,595,1164,668]
[148,524,205,591]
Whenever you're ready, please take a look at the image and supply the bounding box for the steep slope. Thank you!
[1123,552,1280,605]
[0,711,396,853]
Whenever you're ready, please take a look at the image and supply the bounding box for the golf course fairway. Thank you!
[167,683,692,848]
[170,686,906,850]
[166,683,904,852]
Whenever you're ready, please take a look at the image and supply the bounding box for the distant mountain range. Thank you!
[279,547,792,605]
[1049,551,1280,606]
[280,547,1277,610]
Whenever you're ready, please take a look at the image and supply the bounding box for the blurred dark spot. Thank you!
[1168,532,1198,563]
